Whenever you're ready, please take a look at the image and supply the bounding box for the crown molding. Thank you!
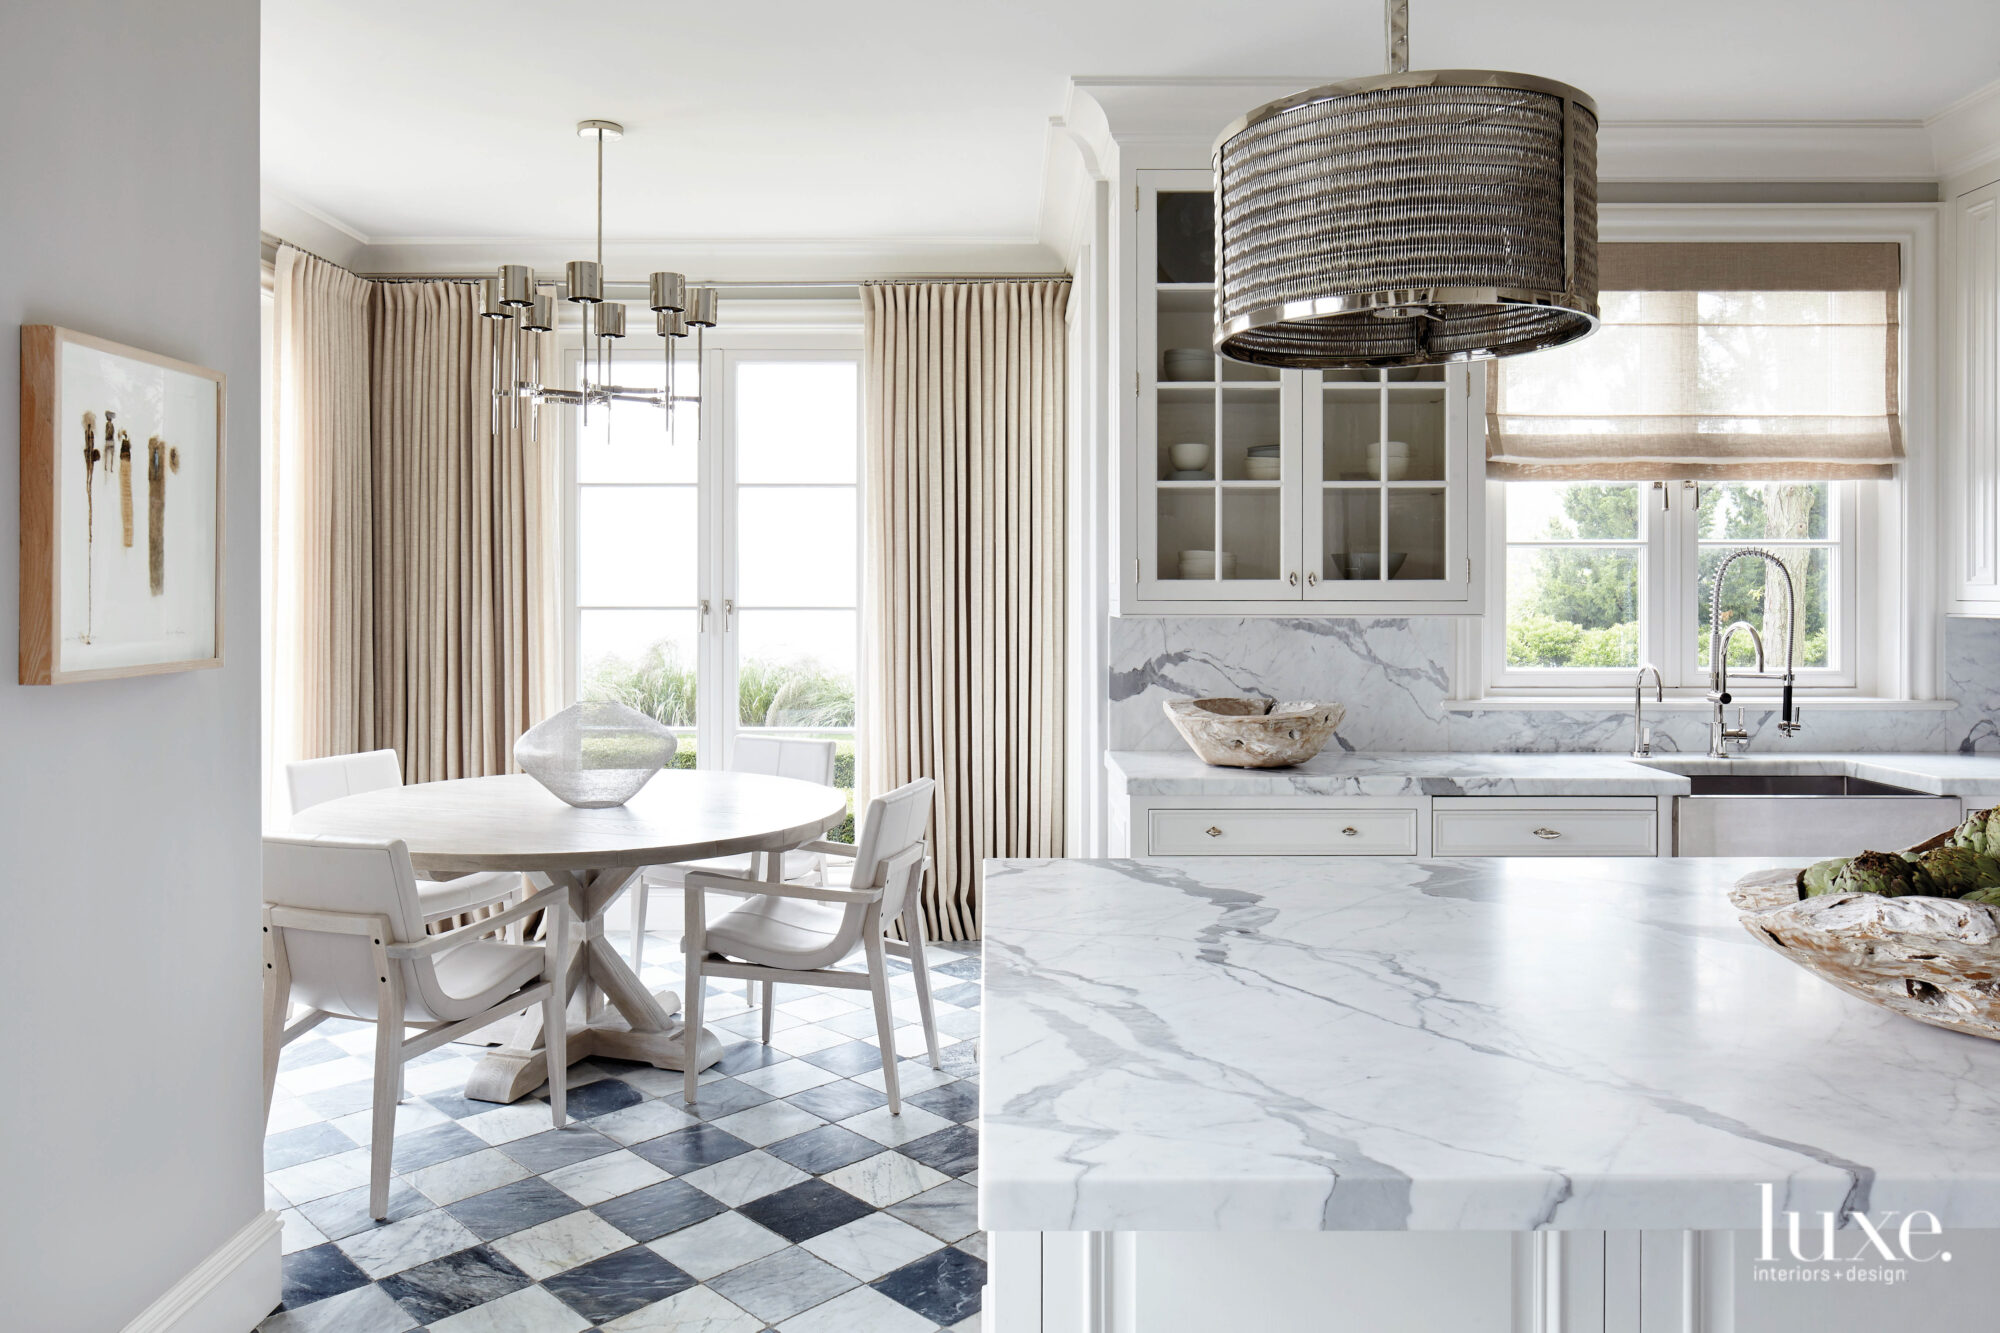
[1928,76,2000,184]
[259,186,369,269]
[1596,120,1937,182]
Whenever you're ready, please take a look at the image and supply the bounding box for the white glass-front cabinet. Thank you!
[1126,170,1483,615]
[1949,176,2000,613]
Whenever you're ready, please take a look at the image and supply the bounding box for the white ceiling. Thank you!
[263,0,2000,252]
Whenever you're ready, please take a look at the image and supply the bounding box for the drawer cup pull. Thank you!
[1341,826,1360,836]
[1206,826,1224,838]
[1532,827,1563,839]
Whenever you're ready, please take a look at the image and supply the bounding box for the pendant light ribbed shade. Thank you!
[1214,71,1600,368]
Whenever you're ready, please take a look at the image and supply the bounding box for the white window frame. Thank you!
[559,303,866,768]
[1460,203,1939,706]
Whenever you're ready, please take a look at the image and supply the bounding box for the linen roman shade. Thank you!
[1487,242,1903,480]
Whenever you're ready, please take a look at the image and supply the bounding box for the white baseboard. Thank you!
[121,1210,281,1333]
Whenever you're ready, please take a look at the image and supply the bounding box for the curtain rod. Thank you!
[350,275,1071,287]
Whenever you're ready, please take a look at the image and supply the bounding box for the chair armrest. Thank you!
[685,868,880,906]
[386,884,569,958]
[795,839,856,859]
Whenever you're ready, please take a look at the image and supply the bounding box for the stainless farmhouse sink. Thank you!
[1668,771,1959,857]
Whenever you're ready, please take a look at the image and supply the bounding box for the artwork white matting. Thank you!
[19,326,225,683]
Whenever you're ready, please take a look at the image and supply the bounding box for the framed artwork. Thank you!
[19,325,226,684]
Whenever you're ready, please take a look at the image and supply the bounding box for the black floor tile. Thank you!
[279,1242,372,1309]
[498,1126,620,1173]
[265,1122,358,1172]
[786,1079,889,1123]
[543,1247,696,1323]
[300,1081,379,1120]
[593,1179,727,1243]
[391,1122,490,1172]
[629,1123,752,1175]
[737,1178,874,1243]
[682,1077,776,1121]
[798,1040,884,1077]
[296,1179,431,1241]
[419,1092,500,1121]
[712,1041,791,1075]
[565,1077,644,1120]
[445,1177,582,1241]
[906,1082,979,1124]
[932,957,982,981]
[932,980,983,1008]
[899,1124,978,1177]
[277,1037,346,1072]
[765,1124,882,1175]
[376,1245,530,1323]
[874,1244,986,1325]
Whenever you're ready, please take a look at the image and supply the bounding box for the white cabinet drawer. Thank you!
[1431,798,1658,857]
[1148,807,1418,856]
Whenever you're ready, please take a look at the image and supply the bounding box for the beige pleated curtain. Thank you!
[270,246,560,788]
[1488,242,1904,480]
[862,280,1070,942]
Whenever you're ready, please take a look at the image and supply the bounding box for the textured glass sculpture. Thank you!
[514,701,677,808]
[1214,72,1599,367]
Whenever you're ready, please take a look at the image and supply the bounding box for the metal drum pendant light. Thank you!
[1213,0,1599,368]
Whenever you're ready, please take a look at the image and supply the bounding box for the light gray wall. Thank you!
[0,2,265,1327]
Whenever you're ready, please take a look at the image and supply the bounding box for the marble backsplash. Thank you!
[1109,614,2000,755]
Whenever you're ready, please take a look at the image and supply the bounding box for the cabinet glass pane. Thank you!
[578,486,697,606]
[1385,392,1447,483]
[1219,489,1284,581]
[578,609,698,729]
[1157,488,1218,580]
[1156,191,1214,284]
[1387,488,1449,580]
[1157,388,1215,480]
[1321,384,1446,482]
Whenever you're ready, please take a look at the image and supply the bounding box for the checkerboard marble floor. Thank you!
[260,935,984,1333]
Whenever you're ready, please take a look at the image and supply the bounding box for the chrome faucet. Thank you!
[1632,663,1663,757]
[1705,547,1805,758]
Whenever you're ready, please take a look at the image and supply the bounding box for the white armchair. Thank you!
[681,778,940,1112]
[629,735,840,973]
[261,834,571,1220]
[286,750,524,925]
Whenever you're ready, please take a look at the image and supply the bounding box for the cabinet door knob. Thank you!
[1532,827,1562,840]
[1205,826,1223,838]
[1341,826,1359,837]
[1287,571,1298,586]
[1306,571,1319,587]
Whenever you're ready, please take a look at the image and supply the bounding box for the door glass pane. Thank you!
[577,486,696,606]
[737,488,856,606]
[735,361,858,484]
[736,610,856,730]
[576,356,698,483]
[578,609,698,730]
[1505,547,1641,667]
[1697,545,1832,669]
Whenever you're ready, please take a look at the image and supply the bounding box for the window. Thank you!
[566,335,863,836]
[1486,236,1901,696]
[1496,478,1858,690]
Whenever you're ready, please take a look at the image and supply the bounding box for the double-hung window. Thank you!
[566,328,864,835]
[1486,240,1902,695]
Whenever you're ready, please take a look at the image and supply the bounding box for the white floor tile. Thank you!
[405,1147,531,1206]
[709,1100,826,1148]
[402,1056,480,1097]
[731,1059,841,1098]
[542,1148,671,1206]
[822,1151,949,1209]
[798,1212,945,1282]
[777,1285,936,1333]
[329,1099,449,1146]
[267,1148,375,1205]
[265,1095,324,1136]
[278,1208,327,1255]
[589,1096,699,1146]
[838,1104,953,1147]
[603,1283,763,1333]
[257,1282,416,1333]
[679,1149,810,1207]
[765,1022,848,1056]
[853,1060,956,1095]
[276,1055,375,1096]
[429,1283,591,1333]
[488,1208,634,1281]
[461,1102,560,1146]
[646,1211,789,1280]
[336,1207,480,1279]
[776,993,862,1022]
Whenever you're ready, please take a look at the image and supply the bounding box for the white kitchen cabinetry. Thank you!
[1125,170,1484,616]
[1432,796,1660,857]
[1118,794,1662,859]
[1949,176,2000,611]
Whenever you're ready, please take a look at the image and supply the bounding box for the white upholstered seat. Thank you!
[262,833,569,1220]
[285,750,523,924]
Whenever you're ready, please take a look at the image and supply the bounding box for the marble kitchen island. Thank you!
[979,855,2000,1332]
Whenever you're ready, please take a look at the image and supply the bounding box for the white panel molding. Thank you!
[1930,77,2000,183]
[119,1210,280,1333]
[1598,120,1937,181]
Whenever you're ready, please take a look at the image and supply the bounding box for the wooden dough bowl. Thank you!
[1732,828,2000,1041]
[1163,697,1345,769]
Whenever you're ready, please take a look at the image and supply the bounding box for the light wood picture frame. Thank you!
[19,325,226,684]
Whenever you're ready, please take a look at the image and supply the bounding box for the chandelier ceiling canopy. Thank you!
[1212,0,1600,368]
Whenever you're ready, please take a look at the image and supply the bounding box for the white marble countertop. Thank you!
[1107,749,2000,800]
[979,855,2000,1233]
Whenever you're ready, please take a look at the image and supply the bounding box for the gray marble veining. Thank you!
[1107,615,2000,755]
[979,855,2000,1234]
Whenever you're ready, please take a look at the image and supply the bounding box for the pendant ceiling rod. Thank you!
[1386,0,1409,74]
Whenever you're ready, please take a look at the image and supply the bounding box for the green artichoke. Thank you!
[1947,807,2000,856]
[1962,885,2000,908]
[1830,849,1931,898]
[1801,858,1850,897]
[1915,845,2000,898]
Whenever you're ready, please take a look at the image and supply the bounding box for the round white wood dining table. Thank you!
[288,769,848,1104]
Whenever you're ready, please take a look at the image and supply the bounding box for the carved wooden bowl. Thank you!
[1731,830,2000,1042]
[1163,696,1345,769]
